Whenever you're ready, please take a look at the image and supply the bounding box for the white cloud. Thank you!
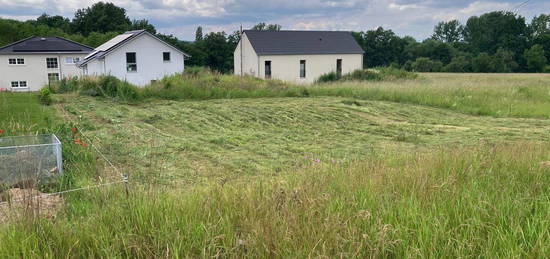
[0,0,548,40]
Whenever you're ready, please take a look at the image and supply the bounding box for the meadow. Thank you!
[0,72,548,257]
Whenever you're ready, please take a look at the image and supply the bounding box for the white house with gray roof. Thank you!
[234,30,364,84]
[78,30,190,86]
[0,36,93,91]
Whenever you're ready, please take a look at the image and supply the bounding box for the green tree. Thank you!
[411,57,443,72]
[493,48,518,72]
[356,27,409,67]
[529,14,550,38]
[472,53,496,72]
[524,44,547,72]
[251,23,282,31]
[432,20,464,43]
[195,26,203,41]
[444,56,471,72]
[72,1,131,35]
[36,14,71,33]
[202,32,234,72]
[464,11,528,54]
[131,19,156,34]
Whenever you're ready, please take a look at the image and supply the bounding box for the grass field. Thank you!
[0,73,549,257]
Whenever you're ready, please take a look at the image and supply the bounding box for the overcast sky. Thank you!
[0,0,548,40]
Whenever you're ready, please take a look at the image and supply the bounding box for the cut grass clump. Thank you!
[80,75,141,102]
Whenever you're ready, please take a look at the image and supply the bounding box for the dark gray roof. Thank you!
[0,36,94,54]
[243,30,364,55]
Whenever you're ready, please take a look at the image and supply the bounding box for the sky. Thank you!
[0,0,548,41]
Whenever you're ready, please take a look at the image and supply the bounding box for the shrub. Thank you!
[544,65,550,73]
[79,75,140,102]
[411,57,443,72]
[57,77,80,93]
[38,87,53,105]
[316,72,341,83]
[317,67,417,83]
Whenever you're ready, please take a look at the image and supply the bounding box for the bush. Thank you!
[57,77,80,93]
[38,87,53,105]
[317,67,417,83]
[411,57,443,72]
[544,65,550,73]
[79,75,140,102]
[316,72,341,83]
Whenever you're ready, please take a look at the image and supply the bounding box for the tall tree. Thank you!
[431,20,464,43]
[464,11,528,54]
[357,27,409,67]
[131,19,156,34]
[524,44,547,72]
[72,2,131,36]
[529,14,550,38]
[251,23,282,31]
[36,14,71,33]
[195,26,203,41]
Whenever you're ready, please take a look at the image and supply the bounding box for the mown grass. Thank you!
[0,142,548,258]
[58,96,550,183]
[56,69,550,118]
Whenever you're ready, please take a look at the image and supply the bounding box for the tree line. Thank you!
[0,2,548,73]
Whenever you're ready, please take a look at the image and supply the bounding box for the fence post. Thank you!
[123,173,129,199]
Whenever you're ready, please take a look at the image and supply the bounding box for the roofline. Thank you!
[0,36,94,54]
[243,30,354,33]
[0,51,93,55]
[256,52,365,56]
[0,36,35,52]
[78,30,190,67]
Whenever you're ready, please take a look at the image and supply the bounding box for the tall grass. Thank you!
[0,142,547,257]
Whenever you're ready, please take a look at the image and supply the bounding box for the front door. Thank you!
[265,61,272,79]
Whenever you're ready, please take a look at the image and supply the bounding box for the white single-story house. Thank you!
[234,30,364,83]
[0,36,94,91]
[78,30,190,86]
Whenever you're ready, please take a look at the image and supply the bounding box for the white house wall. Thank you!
[258,54,363,84]
[85,33,185,86]
[233,33,259,76]
[0,53,87,91]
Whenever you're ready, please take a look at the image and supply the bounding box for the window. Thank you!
[163,52,171,62]
[126,52,137,72]
[65,57,81,64]
[336,59,342,77]
[10,81,27,88]
[299,60,306,78]
[46,58,58,68]
[8,58,24,65]
[48,73,59,84]
[265,61,272,79]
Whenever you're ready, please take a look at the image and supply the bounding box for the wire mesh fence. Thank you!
[0,134,62,190]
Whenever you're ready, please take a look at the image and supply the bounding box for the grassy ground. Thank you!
[0,142,548,258]
[0,92,57,135]
[59,95,550,184]
[0,73,549,257]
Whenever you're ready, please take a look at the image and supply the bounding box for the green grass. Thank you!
[0,142,547,257]
[58,95,550,184]
[0,73,549,257]
[0,92,57,135]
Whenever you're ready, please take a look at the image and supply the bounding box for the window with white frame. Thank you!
[46,57,58,68]
[126,52,137,72]
[65,57,81,64]
[8,58,24,65]
[10,81,27,88]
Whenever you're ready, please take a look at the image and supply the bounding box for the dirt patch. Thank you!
[0,188,63,223]
[540,161,550,168]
